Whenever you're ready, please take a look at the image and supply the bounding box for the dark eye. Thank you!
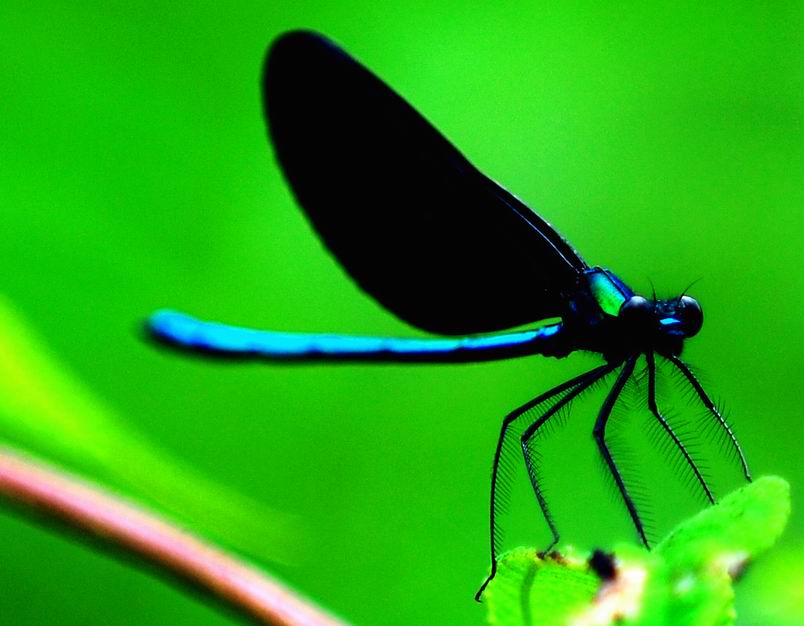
[678,295,703,337]
[619,295,652,324]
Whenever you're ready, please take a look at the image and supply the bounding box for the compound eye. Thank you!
[678,295,703,337]
[619,295,652,324]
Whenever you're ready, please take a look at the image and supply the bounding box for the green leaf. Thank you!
[645,476,791,626]
[0,294,300,564]
[739,545,804,625]
[484,547,601,626]
[655,476,790,568]
[484,477,790,626]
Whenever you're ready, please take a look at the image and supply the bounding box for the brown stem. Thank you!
[0,446,347,626]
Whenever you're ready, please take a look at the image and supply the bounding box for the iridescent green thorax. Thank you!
[586,268,633,317]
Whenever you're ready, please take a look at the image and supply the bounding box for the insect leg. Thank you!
[592,357,649,546]
[475,363,613,602]
[518,365,614,546]
[646,352,714,504]
[666,355,751,482]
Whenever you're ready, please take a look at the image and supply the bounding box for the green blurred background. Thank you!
[1,1,802,624]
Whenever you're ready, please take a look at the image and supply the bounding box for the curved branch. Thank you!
[0,446,347,626]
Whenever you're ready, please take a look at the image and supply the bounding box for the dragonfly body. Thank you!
[152,266,696,363]
[150,309,565,362]
[148,31,750,601]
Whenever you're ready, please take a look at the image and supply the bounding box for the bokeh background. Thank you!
[1,2,802,624]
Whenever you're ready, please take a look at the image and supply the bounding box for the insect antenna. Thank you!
[677,277,703,301]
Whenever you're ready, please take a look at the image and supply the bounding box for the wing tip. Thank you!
[263,29,343,107]
[266,29,336,65]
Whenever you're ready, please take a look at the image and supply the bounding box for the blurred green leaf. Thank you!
[656,476,790,568]
[0,294,300,564]
[739,545,804,626]
[484,476,790,626]
[484,547,601,626]
[648,476,791,626]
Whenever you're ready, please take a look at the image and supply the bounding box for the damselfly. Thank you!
[148,31,751,599]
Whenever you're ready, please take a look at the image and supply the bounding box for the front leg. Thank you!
[592,357,648,546]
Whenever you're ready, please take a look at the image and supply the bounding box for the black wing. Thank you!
[263,31,587,335]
